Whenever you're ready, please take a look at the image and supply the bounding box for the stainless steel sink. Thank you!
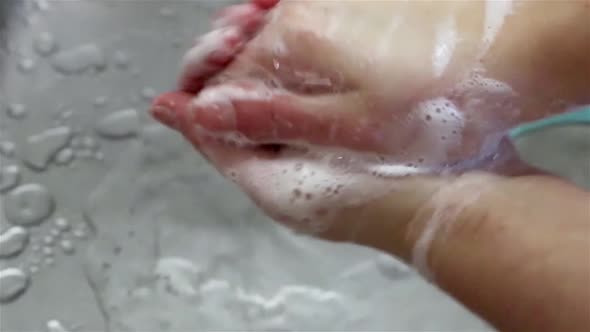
[5,0,586,331]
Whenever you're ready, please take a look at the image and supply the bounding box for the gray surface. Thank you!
[512,125,590,189]
[1,1,586,331]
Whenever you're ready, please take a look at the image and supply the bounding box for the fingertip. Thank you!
[252,0,280,10]
[150,92,194,131]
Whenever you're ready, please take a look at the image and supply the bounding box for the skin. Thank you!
[151,1,590,331]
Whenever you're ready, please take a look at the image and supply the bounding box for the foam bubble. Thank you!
[404,97,465,165]
[480,0,513,57]
[230,145,422,228]
[193,84,273,108]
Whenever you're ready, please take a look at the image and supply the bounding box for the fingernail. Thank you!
[151,105,179,130]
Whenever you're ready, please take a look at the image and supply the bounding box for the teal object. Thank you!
[509,105,590,139]
[508,105,590,189]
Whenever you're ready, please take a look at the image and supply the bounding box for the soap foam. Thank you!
[227,144,426,232]
[479,0,513,58]
[403,97,465,166]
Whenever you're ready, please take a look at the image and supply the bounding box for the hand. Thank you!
[150,0,589,234]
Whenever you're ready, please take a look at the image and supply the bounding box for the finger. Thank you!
[189,83,397,153]
[179,27,247,93]
[181,2,273,93]
[251,0,280,10]
[212,3,267,33]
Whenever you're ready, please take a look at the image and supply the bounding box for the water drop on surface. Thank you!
[0,268,30,303]
[171,38,183,49]
[80,136,98,150]
[42,246,53,257]
[140,87,157,101]
[44,257,55,266]
[0,165,21,193]
[42,234,55,246]
[4,183,56,226]
[54,148,74,166]
[95,108,140,139]
[23,126,72,170]
[93,151,104,161]
[74,149,94,159]
[0,226,29,258]
[113,50,131,69]
[17,58,36,73]
[54,217,70,232]
[69,135,83,148]
[58,109,73,122]
[0,141,16,158]
[46,319,71,332]
[159,6,176,17]
[51,43,107,75]
[73,228,86,239]
[33,32,58,57]
[59,240,74,255]
[93,96,108,108]
[6,103,28,120]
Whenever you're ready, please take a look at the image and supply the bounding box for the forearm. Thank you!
[338,174,590,332]
[413,175,589,332]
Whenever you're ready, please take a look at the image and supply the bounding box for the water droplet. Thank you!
[42,246,53,257]
[33,32,58,57]
[0,226,29,258]
[93,96,109,108]
[159,6,176,17]
[56,109,74,123]
[54,148,74,166]
[74,149,94,159]
[43,256,55,266]
[0,165,21,193]
[17,58,36,73]
[69,135,83,148]
[4,183,56,226]
[95,108,139,139]
[0,141,16,158]
[94,151,104,161]
[51,43,107,75]
[42,234,55,246]
[23,126,73,170]
[59,240,74,255]
[80,136,98,150]
[29,265,39,274]
[6,103,28,119]
[140,87,157,101]
[171,38,183,49]
[113,50,131,69]
[73,228,86,239]
[0,268,30,303]
[54,218,72,232]
[46,319,71,332]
